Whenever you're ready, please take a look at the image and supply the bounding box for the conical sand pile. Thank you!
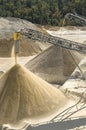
[25,45,83,84]
[0,39,47,57]
[0,64,67,129]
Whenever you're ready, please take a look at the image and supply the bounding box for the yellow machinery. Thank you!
[13,31,21,63]
[13,31,21,54]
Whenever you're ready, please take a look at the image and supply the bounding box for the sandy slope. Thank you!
[0,38,50,57]
[25,45,84,84]
[0,17,49,57]
[0,64,68,129]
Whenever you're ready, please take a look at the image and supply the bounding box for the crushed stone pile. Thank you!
[0,17,38,39]
[0,39,48,57]
[25,45,84,84]
[0,64,67,129]
[0,17,49,57]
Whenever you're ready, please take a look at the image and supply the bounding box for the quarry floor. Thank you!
[0,27,86,130]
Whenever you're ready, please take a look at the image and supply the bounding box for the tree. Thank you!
[0,0,85,26]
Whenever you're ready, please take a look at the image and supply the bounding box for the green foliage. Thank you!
[0,0,86,26]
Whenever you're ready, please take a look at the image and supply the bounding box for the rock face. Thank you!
[0,17,48,57]
[0,64,67,129]
[25,45,83,84]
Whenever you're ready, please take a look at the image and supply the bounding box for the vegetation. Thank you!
[0,0,86,26]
